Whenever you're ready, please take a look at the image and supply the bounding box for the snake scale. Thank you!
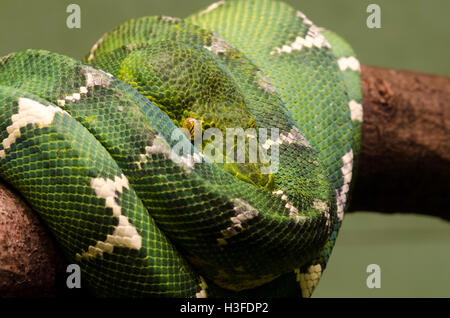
[0,0,362,298]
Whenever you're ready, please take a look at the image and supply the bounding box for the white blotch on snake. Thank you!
[81,66,113,89]
[199,0,225,16]
[336,149,354,220]
[87,35,106,62]
[161,16,180,23]
[337,56,361,72]
[1,98,68,158]
[218,198,259,245]
[134,134,202,173]
[64,92,81,103]
[296,11,313,26]
[271,24,331,55]
[285,202,299,217]
[348,100,363,122]
[255,71,276,94]
[62,67,113,107]
[59,85,91,106]
[195,276,208,298]
[313,199,331,227]
[280,126,311,148]
[261,137,282,150]
[204,34,233,55]
[295,264,322,298]
[76,174,142,260]
[273,189,304,222]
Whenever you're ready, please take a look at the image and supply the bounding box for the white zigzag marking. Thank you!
[336,149,354,220]
[0,98,68,158]
[134,134,203,172]
[217,199,259,245]
[272,189,305,223]
[58,67,114,106]
[76,174,142,260]
[271,24,331,55]
[280,126,312,148]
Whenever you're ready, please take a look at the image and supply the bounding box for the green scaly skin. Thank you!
[0,0,362,297]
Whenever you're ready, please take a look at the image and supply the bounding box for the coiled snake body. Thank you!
[0,0,362,297]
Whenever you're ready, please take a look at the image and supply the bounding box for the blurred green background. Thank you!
[0,0,449,297]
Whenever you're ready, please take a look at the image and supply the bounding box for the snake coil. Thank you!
[0,0,362,297]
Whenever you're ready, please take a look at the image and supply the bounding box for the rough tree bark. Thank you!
[348,66,449,220]
[0,65,449,297]
[0,181,64,297]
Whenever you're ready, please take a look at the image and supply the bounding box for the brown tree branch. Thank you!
[348,66,450,220]
[0,181,64,297]
[0,65,449,297]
